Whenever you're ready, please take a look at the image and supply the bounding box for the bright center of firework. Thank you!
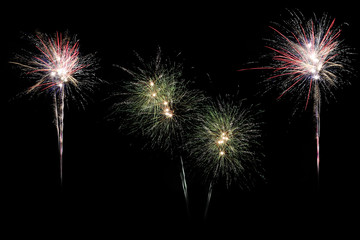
[57,68,67,76]
[309,53,319,64]
[164,107,173,118]
[303,43,323,80]
[217,132,229,157]
[51,67,69,83]
[163,106,173,118]
[162,100,173,118]
[217,132,230,145]
[164,112,173,118]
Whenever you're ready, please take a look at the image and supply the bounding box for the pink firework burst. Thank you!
[239,12,352,186]
[29,32,86,91]
[240,12,351,108]
[12,32,97,96]
[267,16,347,109]
[12,32,99,184]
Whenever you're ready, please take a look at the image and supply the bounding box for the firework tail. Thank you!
[173,129,191,218]
[204,180,213,220]
[54,87,65,185]
[170,142,190,218]
[316,111,320,188]
[179,155,190,217]
[204,159,221,220]
[314,82,320,188]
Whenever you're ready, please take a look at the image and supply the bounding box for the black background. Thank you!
[2,1,359,237]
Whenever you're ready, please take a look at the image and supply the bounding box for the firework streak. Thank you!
[11,32,99,184]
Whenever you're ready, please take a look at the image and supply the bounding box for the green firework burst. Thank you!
[188,98,263,189]
[111,49,207,216]
[112,49,207,151]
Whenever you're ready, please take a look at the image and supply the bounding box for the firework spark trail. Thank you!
[315,83,320,185]
[179,156,190,217]
[204,180,213,220]
[239,11,352,185]
[12,32,99,184]
[316,108,320,184]
[54,88,65,184]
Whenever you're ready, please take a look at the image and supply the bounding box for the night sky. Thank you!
[2,2,359,236]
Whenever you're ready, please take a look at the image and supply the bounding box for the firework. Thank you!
[239,11,352,185]
[187,98,263,218]
[112,49,207,215]
[11,32,99,184]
